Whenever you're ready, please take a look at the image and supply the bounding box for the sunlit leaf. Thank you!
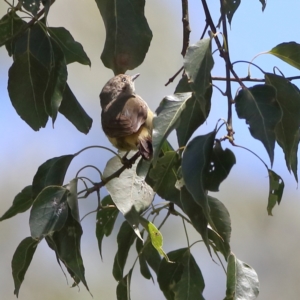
[267,170,284,216]
[265,73,300,181]
[0,186,33,221]
[268,42,300,70]
[184,38,214,115]
[12,237,39,297]
[113,221,136,281]
[29,186,68,240]
[158,248,205,300]
[225,253,259,300]
[95,0,152,74]
[116,268,133,300]
[235,85,282,166]
[96,195,119,259]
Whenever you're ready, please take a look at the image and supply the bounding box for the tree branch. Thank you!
[165,66,184,86]
[181,0,191,57]
[211,75,300,82]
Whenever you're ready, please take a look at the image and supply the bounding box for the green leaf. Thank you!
[142,240,161,275]
[182,131,216,228]
[0,186,33,221]
[95,0,152,74]
[208,196,231,259]
[157,248,205,300]
[222,0,241,25]
[48,27,91,66]
[149,151,181,207]
[116,268,133,300]
[153,93,192,165]
[184,38,214,115]
[113,221,137,281]
[136,237,153,281]
[180,186,211,256]
[225,253,259,300]
[66,178,80,222]
[204,140,236,191]
[267,170,284,216]
[29,186,69,240]
[265,73,300,181]
[58,83,93,134]
[47,207,89,291]
[96,195,119,259]
[32,154,75,199]
[103,154,154,240]
[175,74,212,147]
[259,0,266,11]
[268,42,300,70]
[12,237,39,297]
[22,0,41,16]
[235,85,282,166]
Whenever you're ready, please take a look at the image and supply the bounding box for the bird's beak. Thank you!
[131,73,140,81]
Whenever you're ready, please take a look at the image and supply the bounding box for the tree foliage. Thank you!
[0,0,299,299]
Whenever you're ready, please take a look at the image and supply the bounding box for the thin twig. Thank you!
[165,66,184,86]
[181,0,191,57]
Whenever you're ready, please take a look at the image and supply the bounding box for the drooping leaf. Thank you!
[149,151,181,207]
[32,154,75,199]
[182,131,216,228]
[48,27,91,66]
[22,0,41,16]
[0,186,33,221]
[96,195,119,259]
[116,268,133,300]
[268,42,300,70]
[136,236,153,281]
[12,237,39,297]
[95,0,152,74]
[259,0,266,11]
[113,221,137,281]
[180,186,211,256]
[265,73,300,181]
[267,170,284,216]
[235,85,282,166]
[58,83,93,134]
[157,248,205,300]
[66,178,80,222]
[221,0,241,25]
[225,253,259,300]
[47,207,89,291]
[204,140,236,191]
[175,74,212,147]
[184,38,214,115]
[152,93,192,164]
[103,154,154,240]
[142,240,161,275]
[29,186,69,240]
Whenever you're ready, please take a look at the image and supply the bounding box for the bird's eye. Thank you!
[122,77,126,82]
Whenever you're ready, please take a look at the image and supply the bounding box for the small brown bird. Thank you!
[100,74,153,160]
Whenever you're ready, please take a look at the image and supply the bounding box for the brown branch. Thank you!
[165,66,184,86]
[212,75,300,82]
[181,0,191,57]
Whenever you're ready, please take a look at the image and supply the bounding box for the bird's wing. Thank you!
[101,95,148,138]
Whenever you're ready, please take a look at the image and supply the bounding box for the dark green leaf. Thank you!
[96,195,119,259]
[222,0,241,25]
[180,186,211,256]
[182,131,216,228]
[32,154,75,199]
[22,0,41,16]
[149,151,181,207]
[204,140,236,191]
[175,74,212,147]
[259,0,266,11]
[66,178,80,222]
[267,170,284,216]
[208,196,231,259]
[142,240,161,275]
[29,186,68,240]
[184,38,214,115]
[42,0,51,19]
[153,93,192,165]
[136,237,153,281]
[158,248,205,300]
[113,221,137,281]
[268,42,300,70]
[48,27,91,66]
[225,253,259,300]
[58,83,93,134]
[95,0,152,74]
[235,85,282,166]
[12,237,39,297]
[48,207,90,291]
[0,186,33,221]
[265,73,300,181]
[116,268,133,300]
